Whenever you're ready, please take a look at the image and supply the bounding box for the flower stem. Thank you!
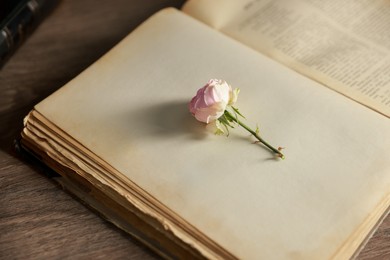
[224,110,285,159]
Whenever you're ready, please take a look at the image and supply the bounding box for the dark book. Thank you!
[0,0,57,66]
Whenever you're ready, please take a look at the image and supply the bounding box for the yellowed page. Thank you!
[183,0,390,117]
[34,8,390,259]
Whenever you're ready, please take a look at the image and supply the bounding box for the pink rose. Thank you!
[189,79,238,123]
[189,79,284,159]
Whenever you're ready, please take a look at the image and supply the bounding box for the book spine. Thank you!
[0,0,56,66]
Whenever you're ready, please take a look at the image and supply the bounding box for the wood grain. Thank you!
[0,0,388,259]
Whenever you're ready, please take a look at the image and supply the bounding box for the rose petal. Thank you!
[195,101,226,123]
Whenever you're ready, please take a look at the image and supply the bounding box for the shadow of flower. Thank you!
[132,100,208,140]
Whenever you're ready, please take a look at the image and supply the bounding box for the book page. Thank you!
[34,8,390,259]
[183,0,390,117]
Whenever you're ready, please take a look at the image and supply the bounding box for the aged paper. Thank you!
[32,9,390,259]
[183,0,390,117]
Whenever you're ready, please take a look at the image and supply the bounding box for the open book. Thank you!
[21,1,390,259]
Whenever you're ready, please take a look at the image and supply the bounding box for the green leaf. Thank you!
[223,123,230,136]
[255,124,260,135]
[231,106,246,119]
[214,120,225,135]
[217,118,234,136]
[219,115,234,128]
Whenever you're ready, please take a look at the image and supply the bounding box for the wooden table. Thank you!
[0,0,389,258]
